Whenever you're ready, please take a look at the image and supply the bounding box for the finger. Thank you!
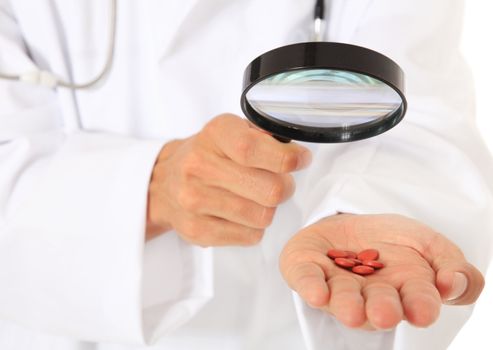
[205,157,295,207]
[425,234,485,305]
[435,260,485,305]
[326,275,366,328]
[176,214,264,247]
[207,114,312,173]
[362,283,403,330]
[400,279,441,327]
[284,262,330,308]
[194,186,276,229]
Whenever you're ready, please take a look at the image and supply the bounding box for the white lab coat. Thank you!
[0,0,492,349]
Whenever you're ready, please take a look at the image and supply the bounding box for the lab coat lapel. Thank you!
[146,0,375,59]
[9,0,83,130]
[145,0,200,60]
[330,0,374,41]
[9,0,72,84]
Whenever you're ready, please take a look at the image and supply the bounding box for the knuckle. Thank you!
[233,133,256,164]
[285,174,296,196]
[177,188,202,212]
[279,150,299,173]
[257,207,276,228]
[204,114,236,137]
[180,218,204,241]
[266,175,295,207]
[236,201,275,229]
[244,229,264,245]
[214,113,235,123]
[180,153,202,178]
[203,115,224,135]
[266,178,288,206]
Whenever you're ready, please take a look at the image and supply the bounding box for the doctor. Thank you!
[0,0,491,349]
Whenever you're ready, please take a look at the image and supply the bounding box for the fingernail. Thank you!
[297,150,312,170]
[446,272,468,302]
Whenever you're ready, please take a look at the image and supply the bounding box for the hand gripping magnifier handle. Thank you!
[249,122,292,143]
[273,135,291,143]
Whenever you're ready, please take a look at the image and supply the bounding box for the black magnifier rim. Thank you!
[241,41,407,143]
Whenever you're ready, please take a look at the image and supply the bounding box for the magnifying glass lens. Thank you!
[245,69,402,128]
[241,42,407,142]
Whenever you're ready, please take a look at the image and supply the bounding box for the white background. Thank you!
[449,2,492,349]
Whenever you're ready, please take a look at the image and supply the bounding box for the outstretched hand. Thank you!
[280,214,484,330]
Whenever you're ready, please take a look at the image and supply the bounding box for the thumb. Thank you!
[424,232,485,305]
[434,259,485,305]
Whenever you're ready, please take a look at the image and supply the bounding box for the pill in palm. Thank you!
[334,257,357,268]
[362,260,384,269]
[357,249,379,261]
[345,251,358,259]
[349,258,362,265]
[352,265,375,275]
[327,248,383,276]
[327,249,348,259]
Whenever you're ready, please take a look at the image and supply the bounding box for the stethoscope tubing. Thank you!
[0,0,117,89]
[0,0,325,90]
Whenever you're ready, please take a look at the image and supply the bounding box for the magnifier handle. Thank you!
[273,135,292,143]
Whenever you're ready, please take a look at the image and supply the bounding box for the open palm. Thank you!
[280,214,484,330]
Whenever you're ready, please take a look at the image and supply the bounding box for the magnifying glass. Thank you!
[240,42,407,143]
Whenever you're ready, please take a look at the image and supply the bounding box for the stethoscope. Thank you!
[0,0,407,143]
[0,0,117,89]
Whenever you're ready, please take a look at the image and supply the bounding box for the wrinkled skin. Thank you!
[146,114,311,244]
[280,214,485,330]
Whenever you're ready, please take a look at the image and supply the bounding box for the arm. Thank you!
[283,0,492,349]
[0,2,212,344]
[0,2,313,344]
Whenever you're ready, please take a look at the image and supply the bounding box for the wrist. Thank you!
[145,139,185,241]
[145,219,172,241]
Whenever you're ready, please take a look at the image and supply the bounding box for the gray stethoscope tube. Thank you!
[0,0,117,89]
[0,0,325,90]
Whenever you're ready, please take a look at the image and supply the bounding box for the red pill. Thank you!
[357,249,379,261]
[345,251,358,259]
[349,258,362,265]
[327,249,348,259]
[334,258,356,268]
[362,260,384,269]
[352,265,375,275]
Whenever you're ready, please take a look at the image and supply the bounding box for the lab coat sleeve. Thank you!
[292,1,493,349]
[0,2,212,345]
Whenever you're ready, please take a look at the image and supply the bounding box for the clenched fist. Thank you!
[146,114,312,245]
